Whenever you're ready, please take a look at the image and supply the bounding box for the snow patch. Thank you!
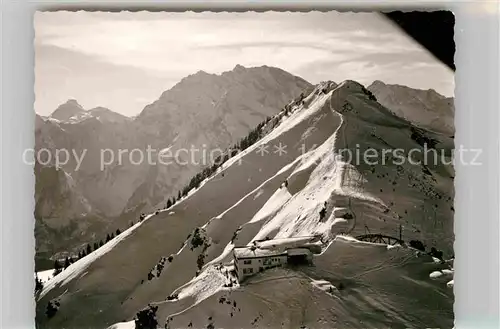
[173,265,236,304]
[386,244,401,250]
[249,188,291,224]
[35,269,54,283]
[429,271,444,279]
[107,321,135,329]
[430,269,454,280]
[253,189,264,200]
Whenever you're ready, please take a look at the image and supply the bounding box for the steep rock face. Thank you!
[35,113,142,214]
[35,164,91,223]
[36,80,454,329]
[33,163,109,268]
[34,65,312,259]
[368,80,454,136]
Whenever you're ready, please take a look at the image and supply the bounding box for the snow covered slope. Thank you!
[36,80,454,329]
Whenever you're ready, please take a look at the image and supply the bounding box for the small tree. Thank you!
[53,260,62,276]
[134,304,158,329]
[64,257,71,270]
[409,240,426,252]
[167,199,172,208]
[86,244,92,254]
[116,228,121,236]
[190,228,205,250]
[319,207,327,220]
[99,240,104,248]
[197,254,205,271]
[35,275,44,294]
[106,234,111,243]
[94,242,99,251]
[46,301,58,318]
[430,247,444,260]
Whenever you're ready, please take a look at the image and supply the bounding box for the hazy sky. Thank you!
[35,11,454,117]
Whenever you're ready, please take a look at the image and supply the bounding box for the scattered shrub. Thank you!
[430,247,444,260]
[134,305,158,329]
[197,254,205,270]
[409,240,426,252]
[361,86,377,101]
[53,260,62,276]
[319,207,327,220]
[190,228,205,250]
[166,293,178,301]
[410,127,438,149]
[343,213,354,220]
[46,301,58,318]
[173,94,301,205]
[35,275,43,294]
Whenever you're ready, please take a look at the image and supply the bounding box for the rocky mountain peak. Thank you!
[50,99,85,121]
[233,64,246,72]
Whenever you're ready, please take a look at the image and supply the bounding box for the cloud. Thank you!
[34,11,454,115]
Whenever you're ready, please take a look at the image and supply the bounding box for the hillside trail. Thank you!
[327,93,358,235]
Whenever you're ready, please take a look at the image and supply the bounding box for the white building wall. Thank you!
[236,255,288,280]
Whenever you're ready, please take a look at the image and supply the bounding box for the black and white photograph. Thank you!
[33,10,456,329]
